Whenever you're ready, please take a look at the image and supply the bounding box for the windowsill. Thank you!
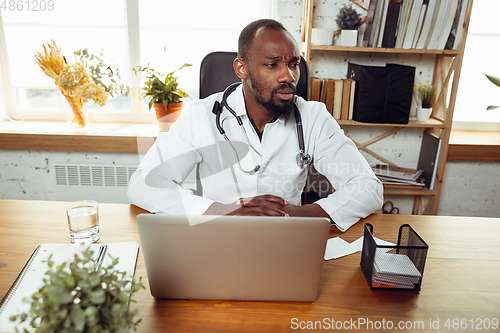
[0,121,499,161]
[0,121,159,153]
[448,130,500,162]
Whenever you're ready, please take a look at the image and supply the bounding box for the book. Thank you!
[435,0,459,50]
[310,77,322,101]
[424,0,450,49]
[446,0,469,50]
[325,78,335,115]
[381,1,402,48]
[341,79,352,120]
[0,242,139,331]
[411,3,427,48]
[374,0,390,47]
[417,131,442,190]
[402,0,424,49]
[362,0,379,47]
[415,0,438,49]
[348,79,356,120]
[371,164,423,182]
[395,0,413,48]
[333,79,343,120]
[320,78,328,103]
[377,175,425,186]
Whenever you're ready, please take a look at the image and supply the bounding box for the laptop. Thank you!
[137,214,330,302]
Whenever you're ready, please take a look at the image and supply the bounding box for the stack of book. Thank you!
[372,252,422,289]
[371,164,425,189]
[310,77,355,120]
[362,0,469,50]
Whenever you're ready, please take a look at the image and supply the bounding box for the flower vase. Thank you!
[416,107,432,122]
[66,96,89,131]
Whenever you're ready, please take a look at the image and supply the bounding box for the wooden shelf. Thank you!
[300,0,475,215]
[337,117,446,128]
[307,44,460,56]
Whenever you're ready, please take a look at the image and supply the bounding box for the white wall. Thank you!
[0,0,497,218]
[0,149,498,217]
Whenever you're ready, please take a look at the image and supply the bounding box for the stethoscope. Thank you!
[211,82,312,175]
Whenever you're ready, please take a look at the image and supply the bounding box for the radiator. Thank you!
[54,164,137,204]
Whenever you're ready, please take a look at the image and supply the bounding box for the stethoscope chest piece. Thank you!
[296,150,311,169]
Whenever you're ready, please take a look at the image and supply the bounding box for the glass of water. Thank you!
[66,200,100,244]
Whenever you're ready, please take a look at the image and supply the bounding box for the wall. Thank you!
[0,0,498,218]
[0,149,498,217]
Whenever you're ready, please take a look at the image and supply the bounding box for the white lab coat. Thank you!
[128,85,383,231]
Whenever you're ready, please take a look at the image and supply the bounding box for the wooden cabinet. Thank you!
[300,0,474,214]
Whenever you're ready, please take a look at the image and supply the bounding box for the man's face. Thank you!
[244,28,301,119]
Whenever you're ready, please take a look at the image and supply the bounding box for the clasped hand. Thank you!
[205,195,290,216]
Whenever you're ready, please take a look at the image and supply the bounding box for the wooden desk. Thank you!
[1,200,499,332]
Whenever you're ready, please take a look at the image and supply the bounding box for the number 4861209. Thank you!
[1,0,55,11]
[444,318,498,330]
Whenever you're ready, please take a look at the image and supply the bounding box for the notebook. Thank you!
[137,214,331,302]
[0,242,139,331]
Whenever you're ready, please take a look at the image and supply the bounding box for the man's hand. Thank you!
[204,195,289,216]
[282,203,332,221]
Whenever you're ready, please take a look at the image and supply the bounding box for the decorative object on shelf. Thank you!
[416,107,432,122]
[335,4,362,47]
[9,247,145,332]
[485,74,500,110]
[34,41,129,130]
[413,81,436,122]
[311,28,336,46]
[134,62,191,131]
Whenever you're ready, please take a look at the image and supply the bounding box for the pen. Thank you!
[95,245,107,271]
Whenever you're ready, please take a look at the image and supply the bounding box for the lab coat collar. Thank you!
[222,84,288,126]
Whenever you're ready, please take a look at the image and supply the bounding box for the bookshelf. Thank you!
[300,0,474,215]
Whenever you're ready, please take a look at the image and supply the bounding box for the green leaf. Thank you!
[485,74,500,87]
[90,289,106,304]
[69,305,85,331]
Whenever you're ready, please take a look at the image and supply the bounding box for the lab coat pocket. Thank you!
[281,161,307,200]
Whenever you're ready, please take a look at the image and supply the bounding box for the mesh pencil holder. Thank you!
[360,223,428,291]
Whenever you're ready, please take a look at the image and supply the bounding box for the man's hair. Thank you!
[238,19,287,61]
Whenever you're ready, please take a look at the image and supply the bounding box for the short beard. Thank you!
[249,76,295,119]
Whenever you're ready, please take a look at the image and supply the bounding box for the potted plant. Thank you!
[9,247,144,332]
[133,63,191,130]
[413,81,436,121]
[485,74,500,110]
[335,4,362,47]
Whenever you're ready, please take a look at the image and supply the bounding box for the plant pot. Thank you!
[153,102,183,131]
[416,107,432,122]
[339,30,358,47]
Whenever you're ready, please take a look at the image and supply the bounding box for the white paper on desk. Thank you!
[0,242,139,331]
[324,236,395,260]
[324,237,358,260]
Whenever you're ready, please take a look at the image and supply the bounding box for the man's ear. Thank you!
[234,58,248,79]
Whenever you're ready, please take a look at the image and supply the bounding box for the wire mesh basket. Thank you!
[360,223,428,291]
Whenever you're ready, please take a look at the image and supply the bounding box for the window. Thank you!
[453,0,500,131]
[0,0,275,123]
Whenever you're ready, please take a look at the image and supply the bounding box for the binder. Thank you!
[0,242,139,331]
[417,131,442,190]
